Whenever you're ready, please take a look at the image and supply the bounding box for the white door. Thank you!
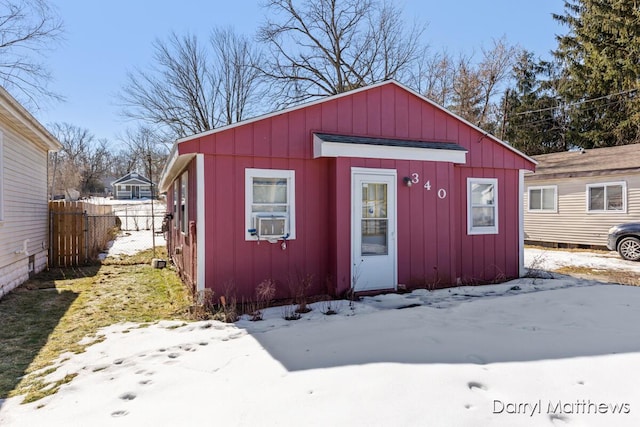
[351,168,397,292]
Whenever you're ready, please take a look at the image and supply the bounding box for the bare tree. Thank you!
[450,53,483,124]
[49,123,112,197]
[120,33,217,138]
[120,28,263,139]
[409,49,454,106]
[257,0,426,104]
[0,0,63,108]
[120,126,169,187]
[211,27,263,125]
[476,38,518,128]
[440,38,518,131]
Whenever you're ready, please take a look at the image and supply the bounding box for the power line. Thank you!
[513,88,637,116]
[508,96,629,129]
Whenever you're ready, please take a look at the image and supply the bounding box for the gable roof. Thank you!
[529,144,640,180]
[0,86,61,151]
[160,80,536,191]
[112,171,153,185]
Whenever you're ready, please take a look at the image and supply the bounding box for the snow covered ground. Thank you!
[1,247,640,426]
[91,197,166,259]
[525,246,640,274]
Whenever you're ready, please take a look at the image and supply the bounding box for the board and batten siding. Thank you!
[169,81,534,301]
[0,126,50,297]
[524,174,640,247]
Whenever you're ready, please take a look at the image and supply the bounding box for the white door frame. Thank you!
[350,167,398,292]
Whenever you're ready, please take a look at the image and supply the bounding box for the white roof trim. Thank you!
[0,86,61,151]
[313,134,467,163]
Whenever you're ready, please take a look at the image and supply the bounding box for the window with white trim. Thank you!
[587,181,626,212]
[180,171,188,234]
[528,185,557,212]
[245,168,295,240]
[173,181,178,230]
[467,177,498,235]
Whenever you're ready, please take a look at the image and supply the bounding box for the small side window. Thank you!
[467,177,498,235]
[180,171,188,234]
[528,186,557,212]
[245,168,295,240]
[587,182,626,212]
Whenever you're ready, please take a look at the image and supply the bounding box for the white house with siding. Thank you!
[524,144,640,248]
[112,171,153,199]
[0,87,61,298]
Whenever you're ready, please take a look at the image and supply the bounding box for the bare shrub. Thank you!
[281,304,301,321]
[249,279,276,321]
[288,272,313,313]
[189,288,215,320]
[525,252,549,281]
[320,299,343,315]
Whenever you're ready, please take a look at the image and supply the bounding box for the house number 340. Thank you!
[408,173,447,199]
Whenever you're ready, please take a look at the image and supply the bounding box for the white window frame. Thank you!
[180,171,188,235]
[527,185,557,213]
[173,181,179,230]
[467,177,499,235]
[586,181,627,213]
[0,131,4,222]
[245,168,296,240]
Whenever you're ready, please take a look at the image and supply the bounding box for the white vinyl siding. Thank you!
[467,177,498,235]
[528,185,557,212]
[0,126,50,279]
[524,175,640,247]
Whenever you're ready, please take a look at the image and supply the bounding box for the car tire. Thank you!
[617,236,640,261]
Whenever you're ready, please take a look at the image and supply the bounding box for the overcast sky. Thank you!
[35,0,565,145]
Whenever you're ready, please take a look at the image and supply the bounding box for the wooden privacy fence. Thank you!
[49,201,118,267]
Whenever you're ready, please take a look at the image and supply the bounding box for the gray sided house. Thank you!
[524,144,640,248]
[0,86,62,298]
[112,172,153,199]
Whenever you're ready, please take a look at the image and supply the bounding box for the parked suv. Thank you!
[607,223,640,261]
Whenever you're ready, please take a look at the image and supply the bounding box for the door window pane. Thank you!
[361,183,387,218]
[361,220,388,255]
[361,183,388,255]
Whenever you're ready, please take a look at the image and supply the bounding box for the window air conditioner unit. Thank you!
[254,214,288,238]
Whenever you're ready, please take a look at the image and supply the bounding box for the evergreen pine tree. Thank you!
[502,51,567,155]
[553,0,640,147]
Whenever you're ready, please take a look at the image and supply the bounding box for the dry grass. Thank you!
[554,265,640,286]
[0,248,191,403]
[525,244,610,254]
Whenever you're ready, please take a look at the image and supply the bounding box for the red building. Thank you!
[159,80,536,301]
